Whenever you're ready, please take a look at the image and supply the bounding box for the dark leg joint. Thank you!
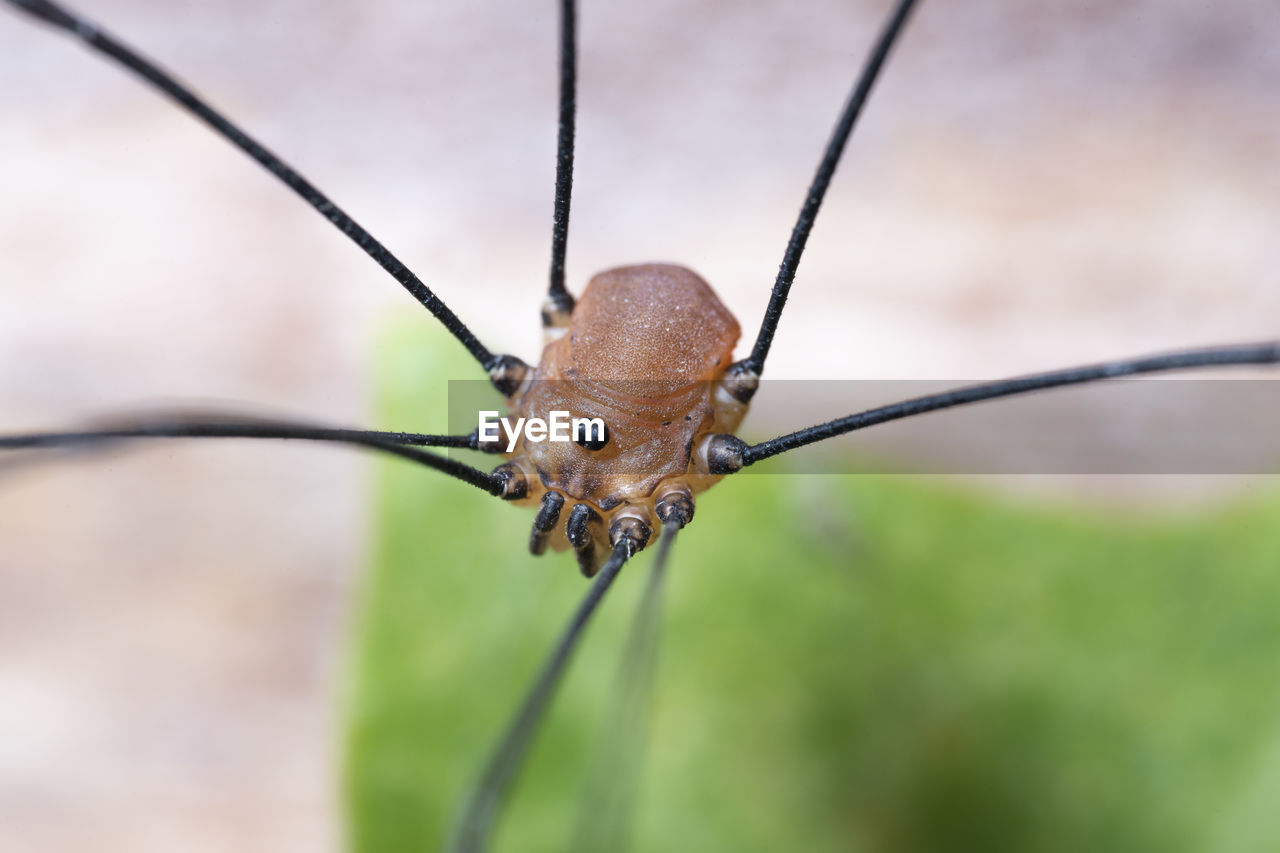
[487,354,532,398]
[470,424,510,454]
[528,491,565,556]
[721,359,761,404]
[609,513,652,558]
[697,433,748,475]
[491,462,529,500]
[654,484,695,529]
[541,291,576,330]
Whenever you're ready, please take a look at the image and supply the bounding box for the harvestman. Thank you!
[3,0,1278,849]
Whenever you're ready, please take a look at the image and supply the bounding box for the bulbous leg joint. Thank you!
[491,462,529,500]
[609,513,652,558]
[722,359,761,404]
[470,426,507,454]
[697,433,748,475]
[654,484,695,529]
[540,291,576,330]
[487,353,532,398]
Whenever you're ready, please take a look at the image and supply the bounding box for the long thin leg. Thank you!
[706,341,1280,471]
[737,0,921,379]
[446,541,634,853]
[5,0,499,372]
[544,0,578,328]
[0,414,502,494]
[569,521,679,853]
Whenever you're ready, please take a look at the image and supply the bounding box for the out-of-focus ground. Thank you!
[0,0,1276,849]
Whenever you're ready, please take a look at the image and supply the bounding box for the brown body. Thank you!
[500,264,748,570]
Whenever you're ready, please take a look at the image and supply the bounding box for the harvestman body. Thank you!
[4,0,1279,850]
[494,263,748,575]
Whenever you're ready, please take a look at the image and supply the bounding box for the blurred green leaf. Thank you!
[346,321,1280,853]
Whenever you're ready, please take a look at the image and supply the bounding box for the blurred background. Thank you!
[0,0,1277,850]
